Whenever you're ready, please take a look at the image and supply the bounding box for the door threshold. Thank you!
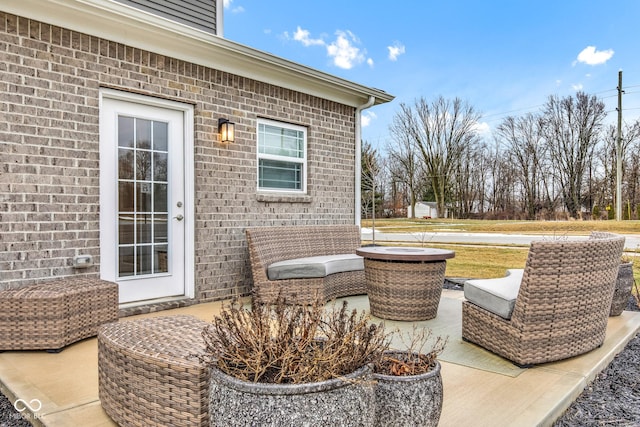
[118,296,196,317]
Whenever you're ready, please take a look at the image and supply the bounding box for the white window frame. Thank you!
[256,118,308,193]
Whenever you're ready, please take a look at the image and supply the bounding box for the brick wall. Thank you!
[0,12,358,302]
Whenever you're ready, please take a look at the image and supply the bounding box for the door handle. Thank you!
[174,214,184,221]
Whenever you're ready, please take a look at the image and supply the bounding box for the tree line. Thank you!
[362,92,640,221]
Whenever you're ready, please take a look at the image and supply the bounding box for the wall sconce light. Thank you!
[218,118,235,143]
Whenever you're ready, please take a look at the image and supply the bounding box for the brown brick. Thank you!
[1,12,358,302]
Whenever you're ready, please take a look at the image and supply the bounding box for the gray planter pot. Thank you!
[610,262,634,316]
[209,365,375,427]
[373,358,443,427]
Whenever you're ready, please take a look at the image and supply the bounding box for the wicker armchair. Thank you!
[462,232,625,367]
[245,225,367,305]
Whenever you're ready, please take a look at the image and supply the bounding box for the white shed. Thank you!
[407,202,439,219]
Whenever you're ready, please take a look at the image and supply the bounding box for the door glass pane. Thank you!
[136,119,151,149]
[137,214,152,244]
[137,245,152,275]
[117,115,171,278]
[153,122,168,151]
[118,214,134,245]
[136,151,152,180]
[118,182,134,212]
[154,214,168,243]
[118,116,134,148]
[154,183,168,213]
[118,149,134,179]
[136,183,152,212]
[155,245,168,274]
[119,246,135,277]
[154,152,168,181]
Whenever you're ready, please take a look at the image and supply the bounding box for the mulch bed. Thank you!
[0,391,32,427]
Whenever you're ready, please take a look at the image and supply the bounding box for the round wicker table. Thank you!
[356,247,455,321]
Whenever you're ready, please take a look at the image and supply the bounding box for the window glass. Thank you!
[258,159,302,190]
[257,120,306,192]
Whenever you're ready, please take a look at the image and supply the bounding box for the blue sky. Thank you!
[223,1,640,150]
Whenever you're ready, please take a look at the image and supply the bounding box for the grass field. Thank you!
[361,218,640,235]
[360,218,640,294]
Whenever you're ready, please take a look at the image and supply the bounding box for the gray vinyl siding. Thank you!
[114,0,217,34]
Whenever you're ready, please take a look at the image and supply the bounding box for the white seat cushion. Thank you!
[267,254,364,280]
[464,269,524,319]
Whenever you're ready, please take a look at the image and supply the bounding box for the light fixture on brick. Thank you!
[218,118,235,143]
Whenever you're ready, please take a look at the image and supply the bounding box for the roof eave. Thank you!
[3,0,394,107]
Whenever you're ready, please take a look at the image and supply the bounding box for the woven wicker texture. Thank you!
[246,225,367,304]
[462,232,625,366]
[98,315,210,427]
[365,259,446,321]
[0,277,118,351]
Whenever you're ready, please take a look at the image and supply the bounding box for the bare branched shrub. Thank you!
[374,326,447,376]
[201,296,390,384]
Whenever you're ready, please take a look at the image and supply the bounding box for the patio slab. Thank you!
[1,290,639,427]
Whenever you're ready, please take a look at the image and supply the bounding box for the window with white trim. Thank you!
[257,119,307,192]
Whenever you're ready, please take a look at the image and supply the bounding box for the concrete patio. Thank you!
[2,289,639,427]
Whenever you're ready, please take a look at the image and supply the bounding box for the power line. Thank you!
[480,84,640,123]
[482,104,545,119]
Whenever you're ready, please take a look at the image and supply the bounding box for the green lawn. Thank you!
[360,219,640,295]
[361,218,640,235]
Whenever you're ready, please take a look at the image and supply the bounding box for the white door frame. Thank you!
[99,88,195,302]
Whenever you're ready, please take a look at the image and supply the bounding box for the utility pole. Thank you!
[616,70,623,221]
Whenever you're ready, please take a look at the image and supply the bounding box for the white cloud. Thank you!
[223,0,244,13]
[361,111,377,127]
[473,121,491,136]
[292,27,325,47]
[286,27,367,70]
[326,30,366,69]
[575,46,614,66]
[572,83,584,91]
[387,42,406,61]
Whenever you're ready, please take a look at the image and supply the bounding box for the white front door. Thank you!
[99,90,193,303]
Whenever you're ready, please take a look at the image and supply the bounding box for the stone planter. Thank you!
[610,261,634,316]
[373,357,443,427]
[209,365,375,426]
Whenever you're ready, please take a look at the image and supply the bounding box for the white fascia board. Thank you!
[3,0,394,108]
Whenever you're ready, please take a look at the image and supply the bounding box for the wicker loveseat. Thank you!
[462,232,625,367]
[246,225,367,304]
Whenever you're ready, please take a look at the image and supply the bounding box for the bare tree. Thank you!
[598,121,640,217]
[387,121,424,218]
[495,113,547,219]
[627,120,640,217]
[392,96,481,218]
[451,143,486,218]
[542,92,606,218]
[361,141,380,220]
[361,141,388,243]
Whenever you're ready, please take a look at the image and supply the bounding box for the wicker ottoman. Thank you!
[0,277,118,351]
[98,315,210,427]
